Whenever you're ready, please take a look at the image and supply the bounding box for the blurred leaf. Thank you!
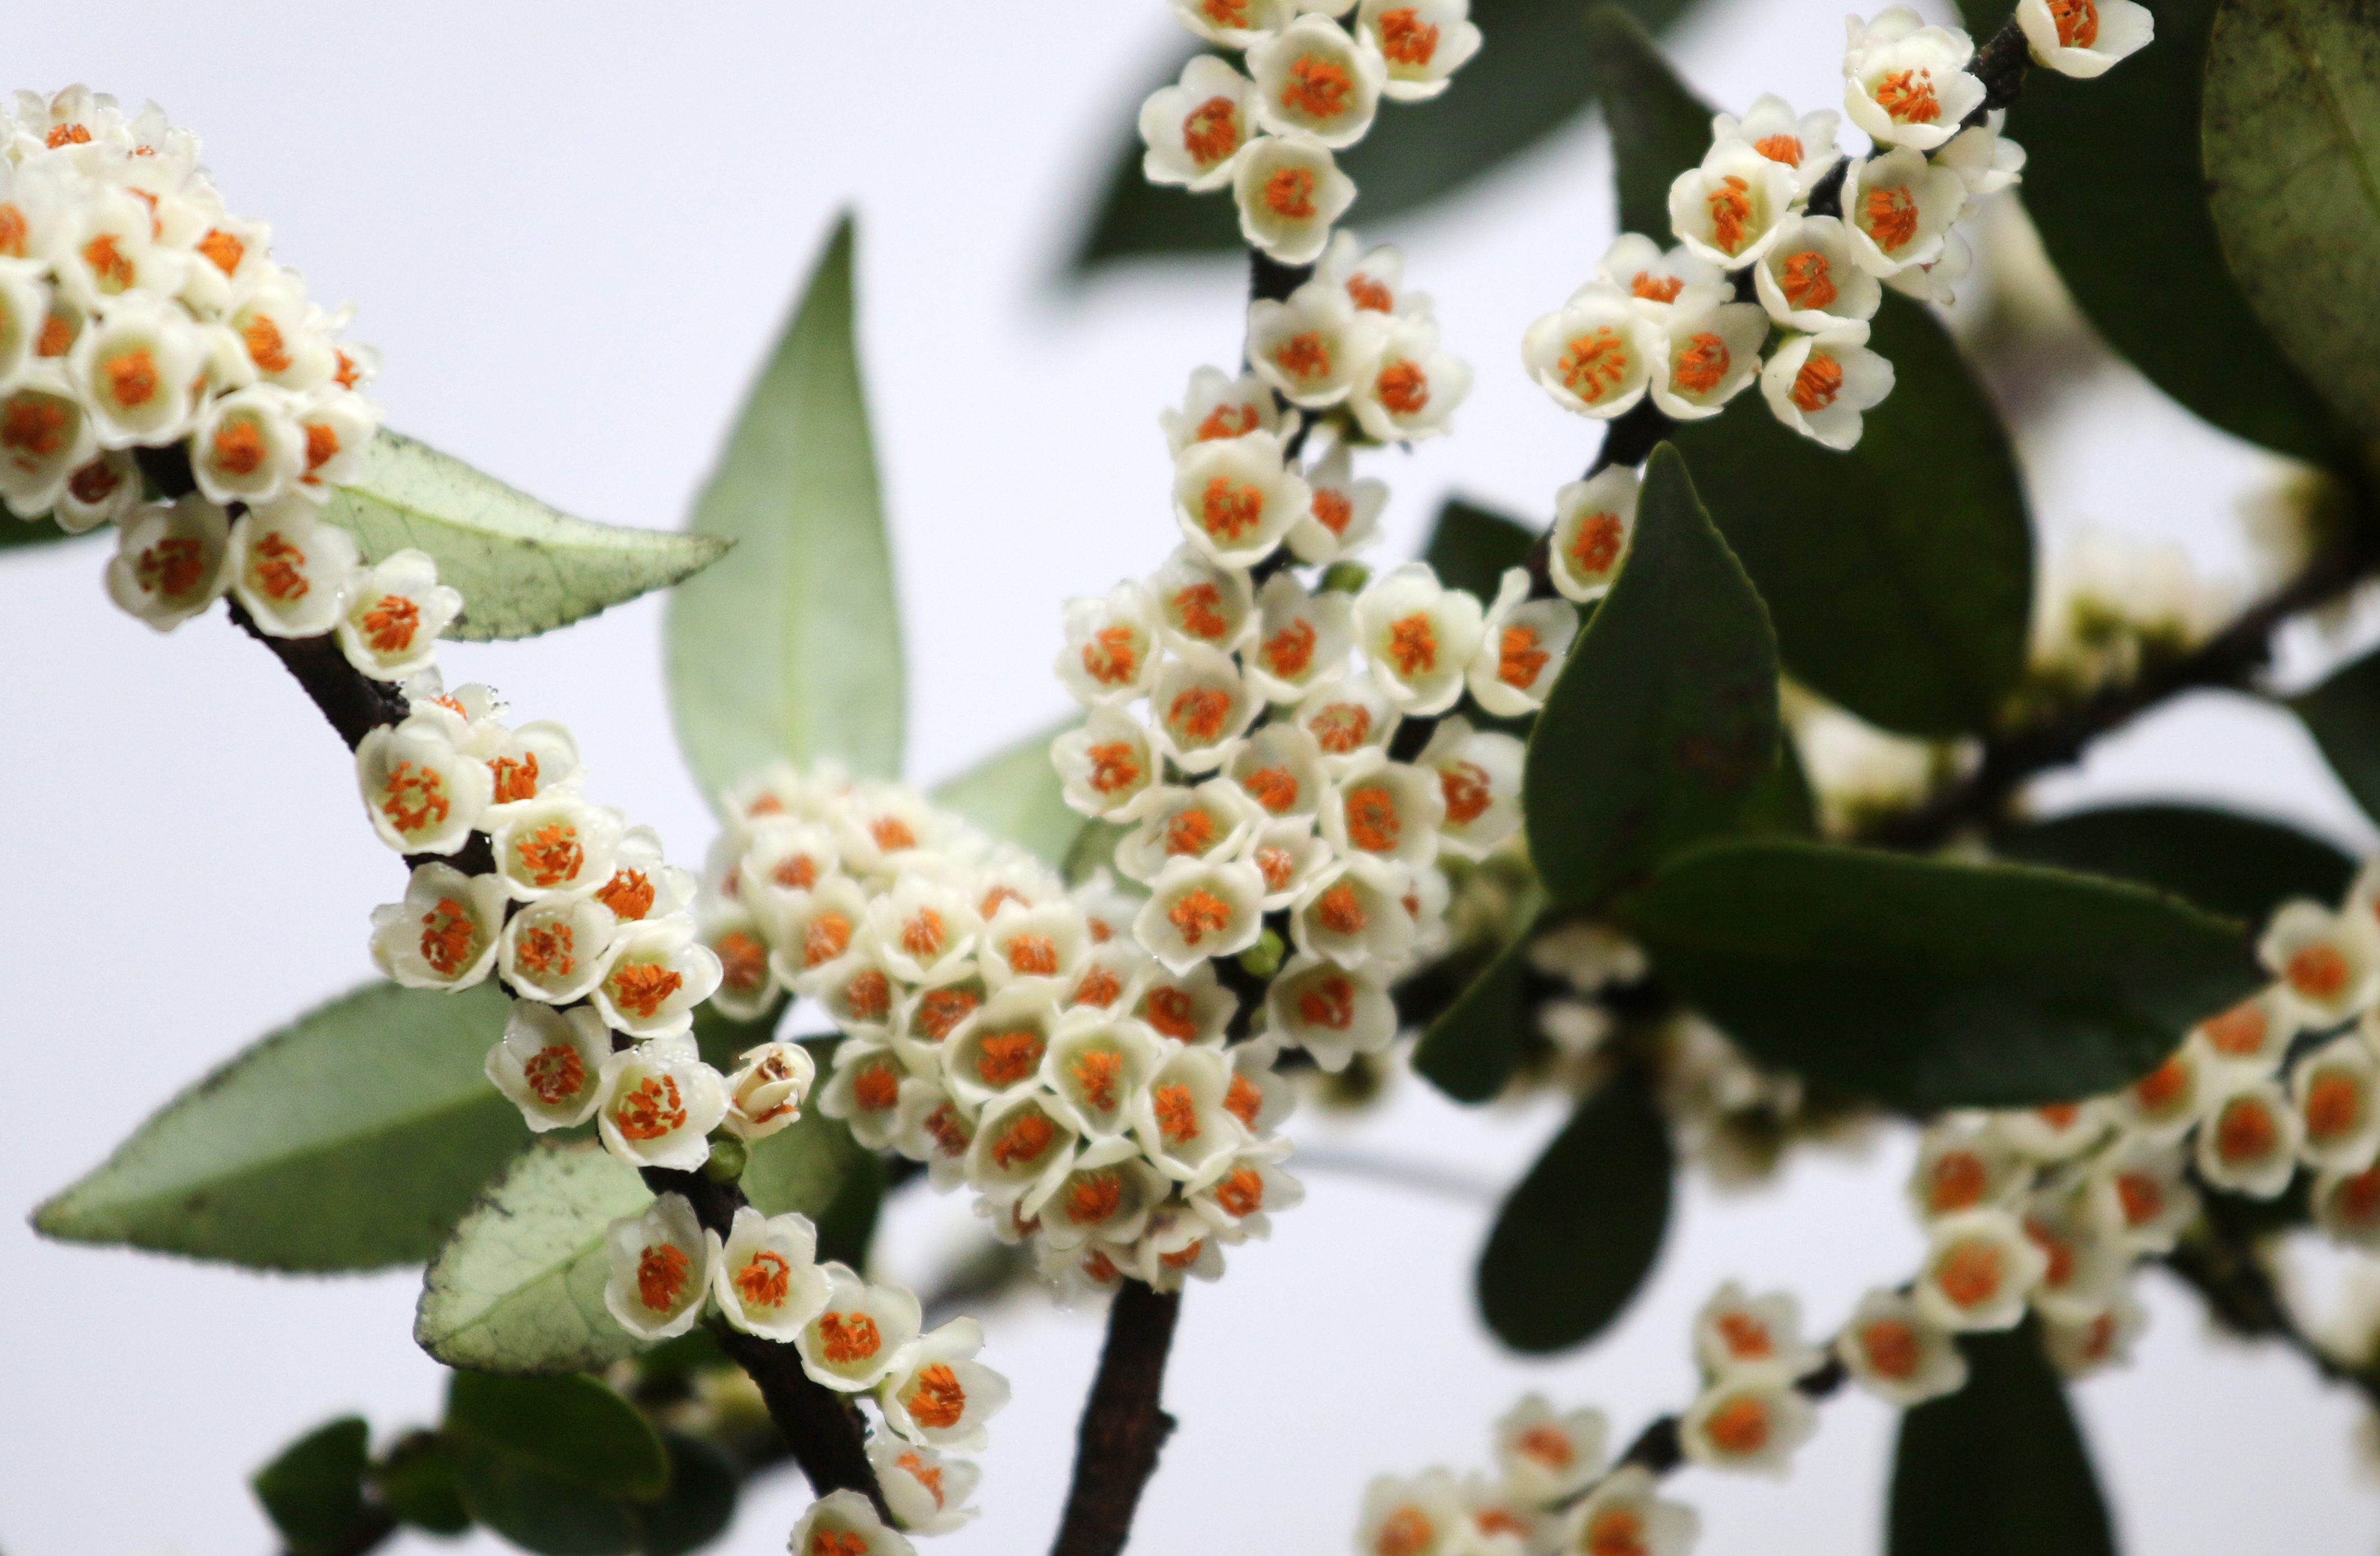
[35,980,524,1271]
[1889,1323,2116,1556]
[322,432,728,641]
[1070,0,1705,271]
[743,1101,887,1271]
[0,516,93,553]
[1619,840,2265,1110]
[633,1434,740,1556]
[252,1416,371,1556]
[1730,739,1818,838]
[375,1433,473,1536]
[1421,494,1537,601]
[668,214,905,803]
[2292,644,2380,829]
[1478,1073,1674,1352]
[930,718,1083,865]
[1584,4,1714,237]
[1672,296,2032,737]
[415,1141,654,1377]
[1994,803,2355,927]
[1524,444,1780,907]
[2204,0,2380,444]
[1412,894,1545,1104]
[1978,0,2343,464]
[450,1456,639,1556]
[444,1373,668,1500]
[1063,818,1133,887]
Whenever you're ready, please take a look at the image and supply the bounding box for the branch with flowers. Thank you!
[16,0,2380,1551]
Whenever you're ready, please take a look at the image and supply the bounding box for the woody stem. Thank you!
[1048,1279,1185,1556]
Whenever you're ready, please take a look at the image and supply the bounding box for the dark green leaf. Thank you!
[2204,0,2380,443]
[1524,444,1780,907]
[1889,1323,2116,1556]
[1981,0,2343,463]
[2292,644,2380,829]
[1478,1073,1674,1352]
[1412,891,1546,1104]
[1421,494,1537,601]
[1731,738,1818,839]
[375,1433,473,1536]
[930,719,1083,865]
[1069,0,1705,271]
[448,1453,640,1556]
[632,1433,739,1556]
[35,981,524,1271]
[668,214,905,799]
[1583,4,1714,237]
[444,1373,669,1500]
[1618,839,2265,1110]
[1671,295,2032,737]
[745,1101,887,1271]
[0,516,94,553]
[322,433,730,641]
[1995,803,2355,926]
[252,1417,371,1556]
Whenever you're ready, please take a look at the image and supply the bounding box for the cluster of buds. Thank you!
[0,87,387,637]
[607,1197,1011,1543]
[1144,1,1481,266]
[689,762,1305,1296]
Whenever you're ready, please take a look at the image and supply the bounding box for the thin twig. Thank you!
[1049,1280,1185,1556]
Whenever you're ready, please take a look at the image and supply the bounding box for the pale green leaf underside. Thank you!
[323,431,730,641]
[415,1141,654,1377]
[667,214,906,803]
[929,718,1083,865]
[34,980,526,1271]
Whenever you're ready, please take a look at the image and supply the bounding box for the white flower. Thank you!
[1054,707,1157,820]
[1882,227,1972,304]
[1906,1118,2031,1219]
[1030,1137,1171,1249]
[2197,1074,2302,1198]
[1596,232,1727,315]
[1935,116,2028,212]
[867,876,982,985]
[818,1040,908,1149]
[1140,55,1259,192]
[2086,1135,2197,1254]
[1170,0,1297,49]
[868,1440,979,1537]
[1668,138,1798,269]
[594,826,693,925]
[1132,961,1241,1046]
[1492,1394,1606,1504]
[1356,1471,1466,1556]
[1150,645,1261,770]
[2016,0,2153,78]
[1317,231,1425,317]
[603,1194,715,1341]
[478,719,585,823]
[964,1090,1081,1206]
[1353,561,1484,714]
[335,548,460,680]
[1189,1142,1304,1240]
[1752,214,1881,333]
[1135,1205,1227,1290]
[102,492,229,630]
[1468,570,1573,716]
[1991,1099,2110,1161]
[711,1206,829,1342]
[1,370,100,523]
[1247,571,1356,703]
[2041,1288,2148,1378]
[72,298,204,448]
[370,863,509,989]
[1760,323,1894,451]
[1116,780,1264,884]
[794,1262,921,1392]
[594,918,722,1040]
[814,952,900,1037]
[227,497,359,637]
[2197,988,2297,1073]
[355,710,493,855]
[1232,132,1355,265]
[1137,855,1268,972]
[491,793,625,903]
[722,1041,816,1140]
[1265,952,1396,1069]
[895,1076,975,1189]
[1323,750,1445,865]
[1288,439,1387,563]
[1649,298,1768,420]
[1835,1288,1967,1405]
[500,896,619,1004]
[0,258,43,395]
[53,449,141,533]
[1291,857,1416,966]
[1693,1281,1825,1379]
[788,1489,916,1556]
[191,384,305,505]
[1357,0,1482,101]
[1348,313,1470,442]
[1294,672,1403,768]
[2021,1189,2127,1323]
[1547,466,1637,604]
[1248,16,1385,148]
[1417,718,1525,860]
[2261,899,2380,1024]
[2295,1037,2380,1170]
[1056,581,1161,705]
[1041,1009,1167,1140]
[944,988,1059,1109]
[1679,1366,1816,1476]
[1714,93,1842,196]
[1249,275,1382,408]
[1136,1042,1251,1181]
[1914,1207,2048,1331]
[1843,7,1983,151]
[2315,1161,2380,1249]
[1158,365,1283,455]
[1226,1033,1296,1131]
[1528,920,1647,992]
[1229,721,1332,825]
[1173,428,1309,566]
[982,900,1092,990]
[1842,148,1968,276]
[596,1039,728,1171]
[229,271,338,392]
[1149,544,1258,654]
[484,1001,611,1130]
[1561,1467,1696,1556]
[56,188,187,310]
[1522,282,1663,417]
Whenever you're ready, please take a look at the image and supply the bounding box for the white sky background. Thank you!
[5,1,2380,1553]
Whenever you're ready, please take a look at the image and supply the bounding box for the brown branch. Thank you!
[1049,1280,1184,1556]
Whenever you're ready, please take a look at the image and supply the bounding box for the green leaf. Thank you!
[1888,1323,2116,1556]
[633,1433,740,1556]
[450,1455,639,1556]
[1068,0,1706,271]
[1477,1073,1674,1352]
[1994,802,2355,927]
[1983,0,2343,464]
[1412,895,1546,1104]
[1671,295,2032,737]
[2292,643,2380,828]
[1731,738,1818,839]
[375,1433,473,1536]
[2204,0,2380,444]
[1421,494,1537,602]
[1583,4,1715,237]
[744,1095,887,1271]
[415,1140,655,1377]
[1,516,94,554]
[1618,839,2265,1111]
[444,1373,668,1501]
[667,214,905,802]
[35,980,525,1271]
[322,432,729,641]
[252,1416,371,1556]
[1524,444,1780,908]
[930,719,1082,865]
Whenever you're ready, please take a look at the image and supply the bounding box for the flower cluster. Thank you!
[687,761,1305,1296]
[606,1197,1010,1542]
[0,87,389,641]
[1145,1,1481,265]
